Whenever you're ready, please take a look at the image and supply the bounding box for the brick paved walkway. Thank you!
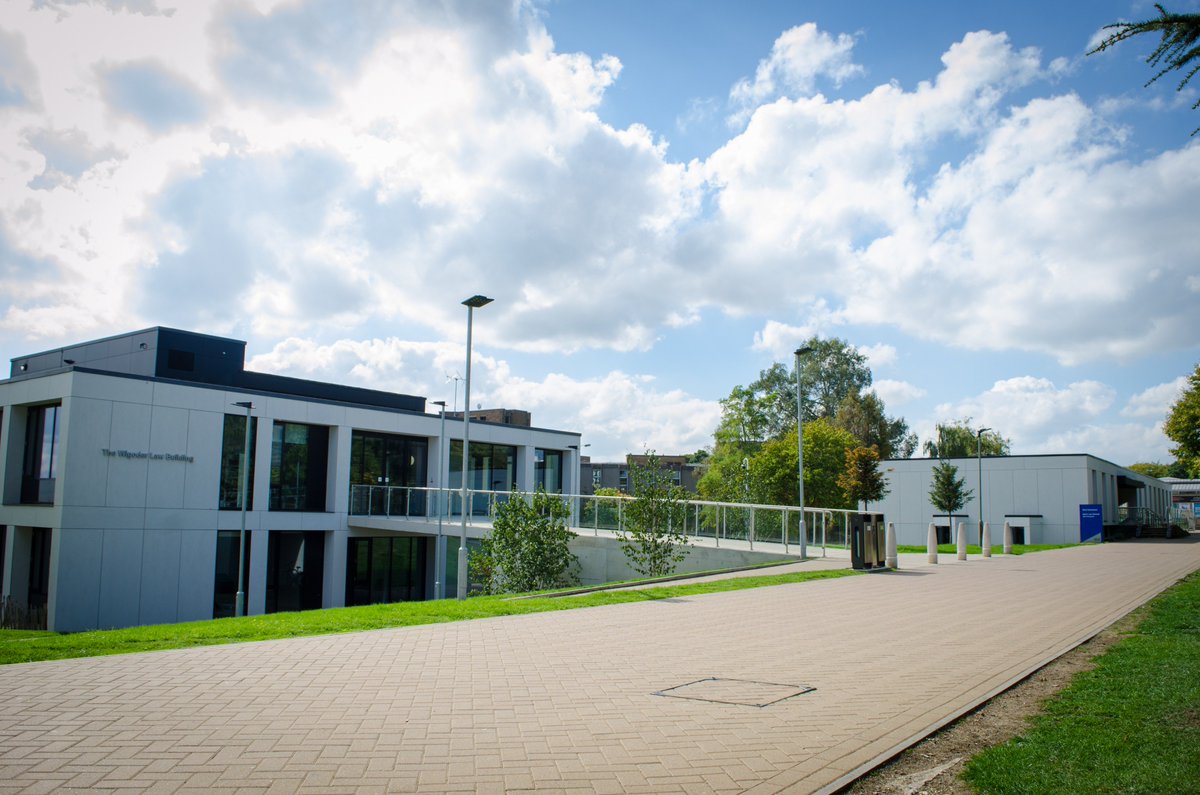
[1,538,1197,794]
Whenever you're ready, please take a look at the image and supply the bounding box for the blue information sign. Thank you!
[1079,504,1103,543]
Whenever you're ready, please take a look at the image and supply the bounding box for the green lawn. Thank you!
[0,568,858,665]
[896,543,1077,556]
[964,569,1200,794]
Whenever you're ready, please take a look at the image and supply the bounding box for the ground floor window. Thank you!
[266,530,326,613]
[346,536,427,606]
[213,530,253,618]
[934,525,951,545]
[28,527,51,613]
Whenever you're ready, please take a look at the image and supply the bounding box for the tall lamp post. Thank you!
[233,400,254,617]
[458,295,493,599]
[794,346,813,559]
[976,426,991,546]
[433,400,447,599]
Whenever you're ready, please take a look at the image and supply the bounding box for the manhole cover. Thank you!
[653,677,815,707]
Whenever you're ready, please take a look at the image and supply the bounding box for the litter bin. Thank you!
[850,512,889,570]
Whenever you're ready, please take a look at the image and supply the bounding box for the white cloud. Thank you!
[729,23,862,123]
[858,343,896,368]
[0,3,1196,428]
[933,376,1114,445]
[1121,376,1186,419]
[871,378,925,406]
[922,375,1172,463]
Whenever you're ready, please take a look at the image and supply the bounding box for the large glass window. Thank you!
[349,431,428,515]
[270,422,329,512]
[449,440,517,515]
[21,405,60,504]
[213,530,252,618]
[266,530,326,613]
[345,536,428,606]
[219,414,257,510]
[535,448,563,493]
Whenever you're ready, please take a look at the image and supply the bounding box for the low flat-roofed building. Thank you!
[0,327,581,631]
[874,454,1172,547]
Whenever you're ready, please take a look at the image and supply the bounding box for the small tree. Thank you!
[928,461,973,538]
[838,446,890,510]
[620,451,690,577]
[470,488,578,595]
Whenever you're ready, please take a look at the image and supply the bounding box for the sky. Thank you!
[0,0,1197,465]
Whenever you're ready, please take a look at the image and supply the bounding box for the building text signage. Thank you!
[101,448,195,464]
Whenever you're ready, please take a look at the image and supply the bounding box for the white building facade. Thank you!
[876,454,1173,547]
[0,328,581,632]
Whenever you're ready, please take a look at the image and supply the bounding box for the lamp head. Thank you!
[462,295,494,309]
[977,427,992,436]
[233,401,254,409]
[794,346,814,357]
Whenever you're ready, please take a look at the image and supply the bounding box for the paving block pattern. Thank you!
[1,538,1197,794]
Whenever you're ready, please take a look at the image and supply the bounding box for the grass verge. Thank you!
[963,569,1200,794]
[0,568,858,665]
[895,543,1076,556]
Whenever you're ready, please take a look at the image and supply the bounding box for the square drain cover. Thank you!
[654,677,815,707]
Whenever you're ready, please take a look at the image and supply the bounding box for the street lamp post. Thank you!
[233,400,254,617]
[433,400,447,599]
[976,426,991,546]
[794,346,814,559]
[458,295,493,599]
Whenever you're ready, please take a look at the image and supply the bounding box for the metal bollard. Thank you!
[982,521,992,558]
[957,522,967,561]
[886,521,898,569]
[1003,521,1013,555]
[927,522,938,564]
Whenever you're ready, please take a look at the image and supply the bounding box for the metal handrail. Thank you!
[346,484,859,555]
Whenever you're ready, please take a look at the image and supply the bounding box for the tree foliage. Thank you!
[620,452,691,577]
[471,488,578,595]
[922,419,1010,459]
[838,446,890,509]
[1164,363,1200,477]
[928,461,973,521]
[831,389,917,459]
[1089,4,1200,133]
[713,337,873,444]
[1128,461,1190,479]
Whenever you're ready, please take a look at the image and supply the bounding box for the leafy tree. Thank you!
[748,420,858,509]
[1128,461,1189,479]
[800,337,873,421]
[713,337,873,443]
[700,419,858,509]
[620,451,691,577]
[685,449,710,464]
[471,488,578,595]
[696,441,756,503]
[1164,363,1200,476]
[1089,5,1200,133]
[832,389,918,459]
[923,419,1010,459]
[838,446,890,510]
[929,461,973,528]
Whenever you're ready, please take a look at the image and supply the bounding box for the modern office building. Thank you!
[874,454,1172,546]
[0,327,581,631]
